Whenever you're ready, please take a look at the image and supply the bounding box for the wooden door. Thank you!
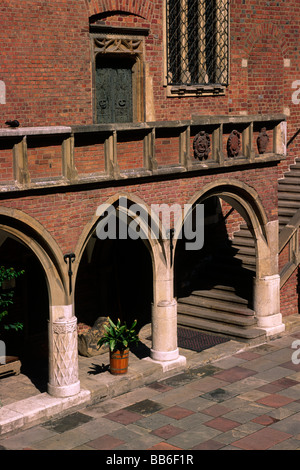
[96,56,133,123]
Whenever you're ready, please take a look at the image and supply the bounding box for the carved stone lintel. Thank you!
[227,130,241,158]
[94,37,143,55]
[193,130,210,160]
[257,127,269,154]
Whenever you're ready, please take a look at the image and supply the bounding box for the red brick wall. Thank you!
[0,0,299,131]
[0,139,14,182]
[74,134,106,175]
[27,135,64,179]
[280,269,299,317]
[221,201,244,241]
[0,165,278,255]
[0,0,299,316]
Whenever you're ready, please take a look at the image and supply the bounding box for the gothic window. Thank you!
[166,0,229,93]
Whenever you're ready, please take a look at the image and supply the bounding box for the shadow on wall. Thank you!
[174,196,254,304]
[0,232,49,391]
[75,233,153,333]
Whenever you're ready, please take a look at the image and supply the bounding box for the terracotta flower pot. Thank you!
[109,348,129,375]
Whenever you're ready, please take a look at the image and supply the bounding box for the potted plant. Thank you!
[97,317,140,375]
[0,266,24,378]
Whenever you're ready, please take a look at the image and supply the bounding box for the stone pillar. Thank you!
[150,299,179,361]
[48,315,80,397]
[254,274,285,336]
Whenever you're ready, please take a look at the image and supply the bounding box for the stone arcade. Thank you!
[0,0,299,404]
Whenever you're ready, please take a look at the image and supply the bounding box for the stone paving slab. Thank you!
[0,316,300,450]
[0,327,248,437]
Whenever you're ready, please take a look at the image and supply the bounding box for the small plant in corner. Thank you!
[0,266,24,336]
[97,317,140,353]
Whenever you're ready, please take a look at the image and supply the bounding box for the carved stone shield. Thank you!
[227,130,241,158]
[257,127,269,154]
[193,130,210,160]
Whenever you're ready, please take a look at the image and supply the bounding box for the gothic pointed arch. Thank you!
[0,206,67,307]
[85,0,154,22]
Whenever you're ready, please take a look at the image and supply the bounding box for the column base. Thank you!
[48,380,81,398]
[145,354,186,372]
[257,313,285,337]
[150,347,179,362]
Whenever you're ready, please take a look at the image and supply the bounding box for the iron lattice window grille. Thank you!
[166,0,229,89]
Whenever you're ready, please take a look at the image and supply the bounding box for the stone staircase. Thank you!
[177,155,300,343]
[278,157,300,230]
[177,281,265,342]
[176,197,265,342]
[230,225,256,272]
[176,243,266,343]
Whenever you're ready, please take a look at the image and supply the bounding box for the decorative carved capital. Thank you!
[52,317,77,335]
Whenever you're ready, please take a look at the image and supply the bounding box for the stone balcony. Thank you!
[0,114,286,194]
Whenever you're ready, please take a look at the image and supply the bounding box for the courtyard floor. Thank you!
[0,317,300,450]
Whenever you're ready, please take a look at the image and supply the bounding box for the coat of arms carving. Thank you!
[227,130,241,158]
[193,130,210,160]
[257,127,269,154]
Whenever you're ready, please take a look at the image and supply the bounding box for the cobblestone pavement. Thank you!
[1,324,300,451]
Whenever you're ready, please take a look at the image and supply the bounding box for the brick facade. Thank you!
[0,0,299,324]
[0,1,299,129]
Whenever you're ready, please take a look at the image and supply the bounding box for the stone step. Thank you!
[277,192,300,201]
[280,173,300,182]
[283,167,300,174]
[237,225,252,236]
[278,184,300,193]
[231,245,256,256]
[278,199,300,209]
[231,236,255,247]
[218,252,256,269]
[190,287,249,305]
[177,313,265,341]
[279,216,293,228]
[278,206,298,216]
[178,293,255,316]
[289,163,300,169]
[177,303,255,327]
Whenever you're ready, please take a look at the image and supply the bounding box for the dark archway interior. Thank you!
[174,196,254,304]
[75,231,153,333]
[0,232,49,390]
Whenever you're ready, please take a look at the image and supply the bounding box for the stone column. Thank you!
[48,315,80,397]
[150,299,179,361]
[150,244,185,366]
[253,274,285,336]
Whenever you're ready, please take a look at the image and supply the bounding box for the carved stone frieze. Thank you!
[94,37,143,55]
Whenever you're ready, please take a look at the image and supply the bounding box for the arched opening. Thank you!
[75,198,154,350]
[0,208,68,399]
[75,236,153,329]
[174,181,270,342]
[175,196,254,302]
[0,229,49,390]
